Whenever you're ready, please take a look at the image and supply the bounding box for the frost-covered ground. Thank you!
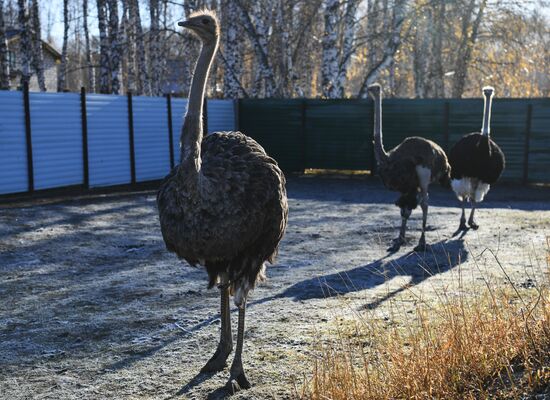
[1,177,549,400]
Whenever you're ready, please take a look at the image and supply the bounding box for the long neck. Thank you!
[373,94,388,164]
[481,94,493,137]
[179,39,218,177]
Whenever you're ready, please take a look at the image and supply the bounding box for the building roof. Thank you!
[6,29,62,60]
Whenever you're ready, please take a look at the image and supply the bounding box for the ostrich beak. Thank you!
[178,20,191,27]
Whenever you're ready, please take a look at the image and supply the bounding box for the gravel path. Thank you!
[1,177,549,399]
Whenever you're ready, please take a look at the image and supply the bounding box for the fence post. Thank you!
[300,99,307,172]
[80,87,89,189]
[443,101,450,152]
[166,94,175,169]
[522,103,533,185]
[23,81,34,193]
[127,91,136,184]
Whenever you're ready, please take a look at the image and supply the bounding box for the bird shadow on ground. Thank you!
[276,238,468,309]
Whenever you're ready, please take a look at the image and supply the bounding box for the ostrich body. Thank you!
[156,10,288,392]
[449,86,505,230]
[368,84,450,252]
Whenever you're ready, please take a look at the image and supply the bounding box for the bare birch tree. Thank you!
[29,0,45,91]
[57,0,69,92]
[83,0,94,92]
[321,0,340,98]
[451,0,488,98]
[221,0,244,98]
[107,0,120,94]
[149,0,162,95]
[358,0,408,98]
[129,0,148,95]
[0,0,10,89]
[17,0,31,88]
[97,0,110,93]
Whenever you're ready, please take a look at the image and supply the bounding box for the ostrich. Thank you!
[156,10,288,392]
[449,86,505,231]
[367,83,451,252]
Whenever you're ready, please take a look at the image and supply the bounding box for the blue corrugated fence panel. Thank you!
[171,98,188,165]
[132,96,171,181]
[0,91,28,194]
[86,94,131,187]
[30,92,83,190]
[207,99,235,133]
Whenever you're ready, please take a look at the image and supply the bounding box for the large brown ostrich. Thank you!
[156,10,288,392]
[449,86,505,231]
[368,83,451,252]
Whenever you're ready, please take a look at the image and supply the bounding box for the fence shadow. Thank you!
[277,238,468,307]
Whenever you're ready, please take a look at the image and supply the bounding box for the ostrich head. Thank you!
[482,86,494,98]
[367,83,382,99]
[178,10,220,44]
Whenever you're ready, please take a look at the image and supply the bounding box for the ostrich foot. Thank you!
[200,344,232,373]
[413,236,428,252]
[226,371,251,393]
[387,237,404,253]
[468,219,479,230]
[458,218,467,231]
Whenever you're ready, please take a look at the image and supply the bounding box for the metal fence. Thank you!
[239,98,550,184]
[0,86,236,196]
[1,93,549,198]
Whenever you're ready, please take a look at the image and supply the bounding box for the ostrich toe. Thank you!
[200,345,232,373]
[388,237,404,253]
[468,220,479,230]
[226,372,251,393]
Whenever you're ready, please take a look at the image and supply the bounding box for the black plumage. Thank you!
[449,132,505,184]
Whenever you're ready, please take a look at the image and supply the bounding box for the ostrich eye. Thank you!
[202,18,209,25]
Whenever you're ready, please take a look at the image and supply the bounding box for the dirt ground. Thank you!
[1,176,549,400]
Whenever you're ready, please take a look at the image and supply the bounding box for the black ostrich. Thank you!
[449,86,505,231]
[368,84,451,252]
[156,10,288,392]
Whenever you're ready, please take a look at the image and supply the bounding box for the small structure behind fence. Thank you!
[1,89,549,198]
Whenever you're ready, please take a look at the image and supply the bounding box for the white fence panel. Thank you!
[207,100,235,133]
[132,96,171,181]
[87,94,131,187]
[0,91,28,195]
[30,92,83,190]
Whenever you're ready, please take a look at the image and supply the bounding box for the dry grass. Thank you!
[301,246,550,400]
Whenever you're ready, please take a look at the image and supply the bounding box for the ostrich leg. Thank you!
[414,190,429,252]
[201,278,232,373]
[226,301,251,392]
[468,200,479,230]
[459,200,467,230]
[389,206,411,252]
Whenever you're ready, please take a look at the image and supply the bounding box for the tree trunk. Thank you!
[129,0,147,95]
[108,0,120,94]
[30,0,46,91]
[235,0,276,97]
[222,0,244,98]
[335,0,358,98]
[97,0,110,93]
[451,0,487,98]
[0,0,10,90]
[17,0,31,88]
[149,0,162,96]
[57,0,69,92]
[83,0,95,92]
[430,0,445,98]
[358,0,408,98]
[321,0,340,98]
